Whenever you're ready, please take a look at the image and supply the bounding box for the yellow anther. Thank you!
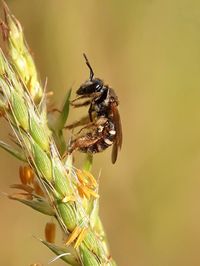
[78,184,99,200]
[19,165,34,185]
[62,195,76,203]
[19,166,27,184]
[78,185,90,199]
[76,169,98,194]
[45,222,56,243]
[76,169,87,185]
[24,166,34,184]
[77,186,84,198]
[74,227,88,249]
[33,180,44,197]
[87,189,99,199]
[82,170,97,187]
[65,226,82,246]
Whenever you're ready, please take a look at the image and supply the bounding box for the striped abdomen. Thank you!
[71,119,116,154]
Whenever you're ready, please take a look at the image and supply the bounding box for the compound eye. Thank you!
[95,83,102,91]
[76,81,99,95]
[76,78,103,95]
[94,79,104,91]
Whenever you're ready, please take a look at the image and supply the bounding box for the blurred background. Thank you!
[1,0,200,265]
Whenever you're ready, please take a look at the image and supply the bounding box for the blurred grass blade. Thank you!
[0,140,26,161]
[83,154,93,172]
[56,89,71,130]
[50,89,71,155]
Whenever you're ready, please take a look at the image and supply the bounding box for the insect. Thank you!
[67,54,122,163]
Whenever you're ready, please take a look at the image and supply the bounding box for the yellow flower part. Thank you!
[45,222,56,243]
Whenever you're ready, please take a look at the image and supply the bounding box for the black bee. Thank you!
[67,54,122,163]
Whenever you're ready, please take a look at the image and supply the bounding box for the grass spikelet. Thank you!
[0,3,116,266]
[1,1,43,103]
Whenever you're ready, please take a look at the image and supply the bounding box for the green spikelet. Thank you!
[0,3,117,266]
[11,90,29,130]
[32,142,52,181]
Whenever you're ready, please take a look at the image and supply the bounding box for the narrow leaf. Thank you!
[41,240,80,266]
[9,194,55,216]
[49,89,71,155]
[56,89,71,130]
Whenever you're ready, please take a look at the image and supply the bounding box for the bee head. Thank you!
[77,54,106,95]
[76,78,104,95]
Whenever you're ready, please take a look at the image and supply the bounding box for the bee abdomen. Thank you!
[79,121,116,154]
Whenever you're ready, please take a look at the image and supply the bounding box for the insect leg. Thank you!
[77,116,108,134]
[71,95,91,103]
[71,100,91,108]
[69,135,100,153]
[68,117,108,153]
[65,115,90,130]
[88,104,93,121]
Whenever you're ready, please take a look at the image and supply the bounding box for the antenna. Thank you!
[83,53,94,81]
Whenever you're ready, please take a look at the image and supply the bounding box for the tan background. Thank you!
[1,0,200,265]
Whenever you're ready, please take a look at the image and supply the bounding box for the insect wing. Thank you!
[111,103,122,163]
